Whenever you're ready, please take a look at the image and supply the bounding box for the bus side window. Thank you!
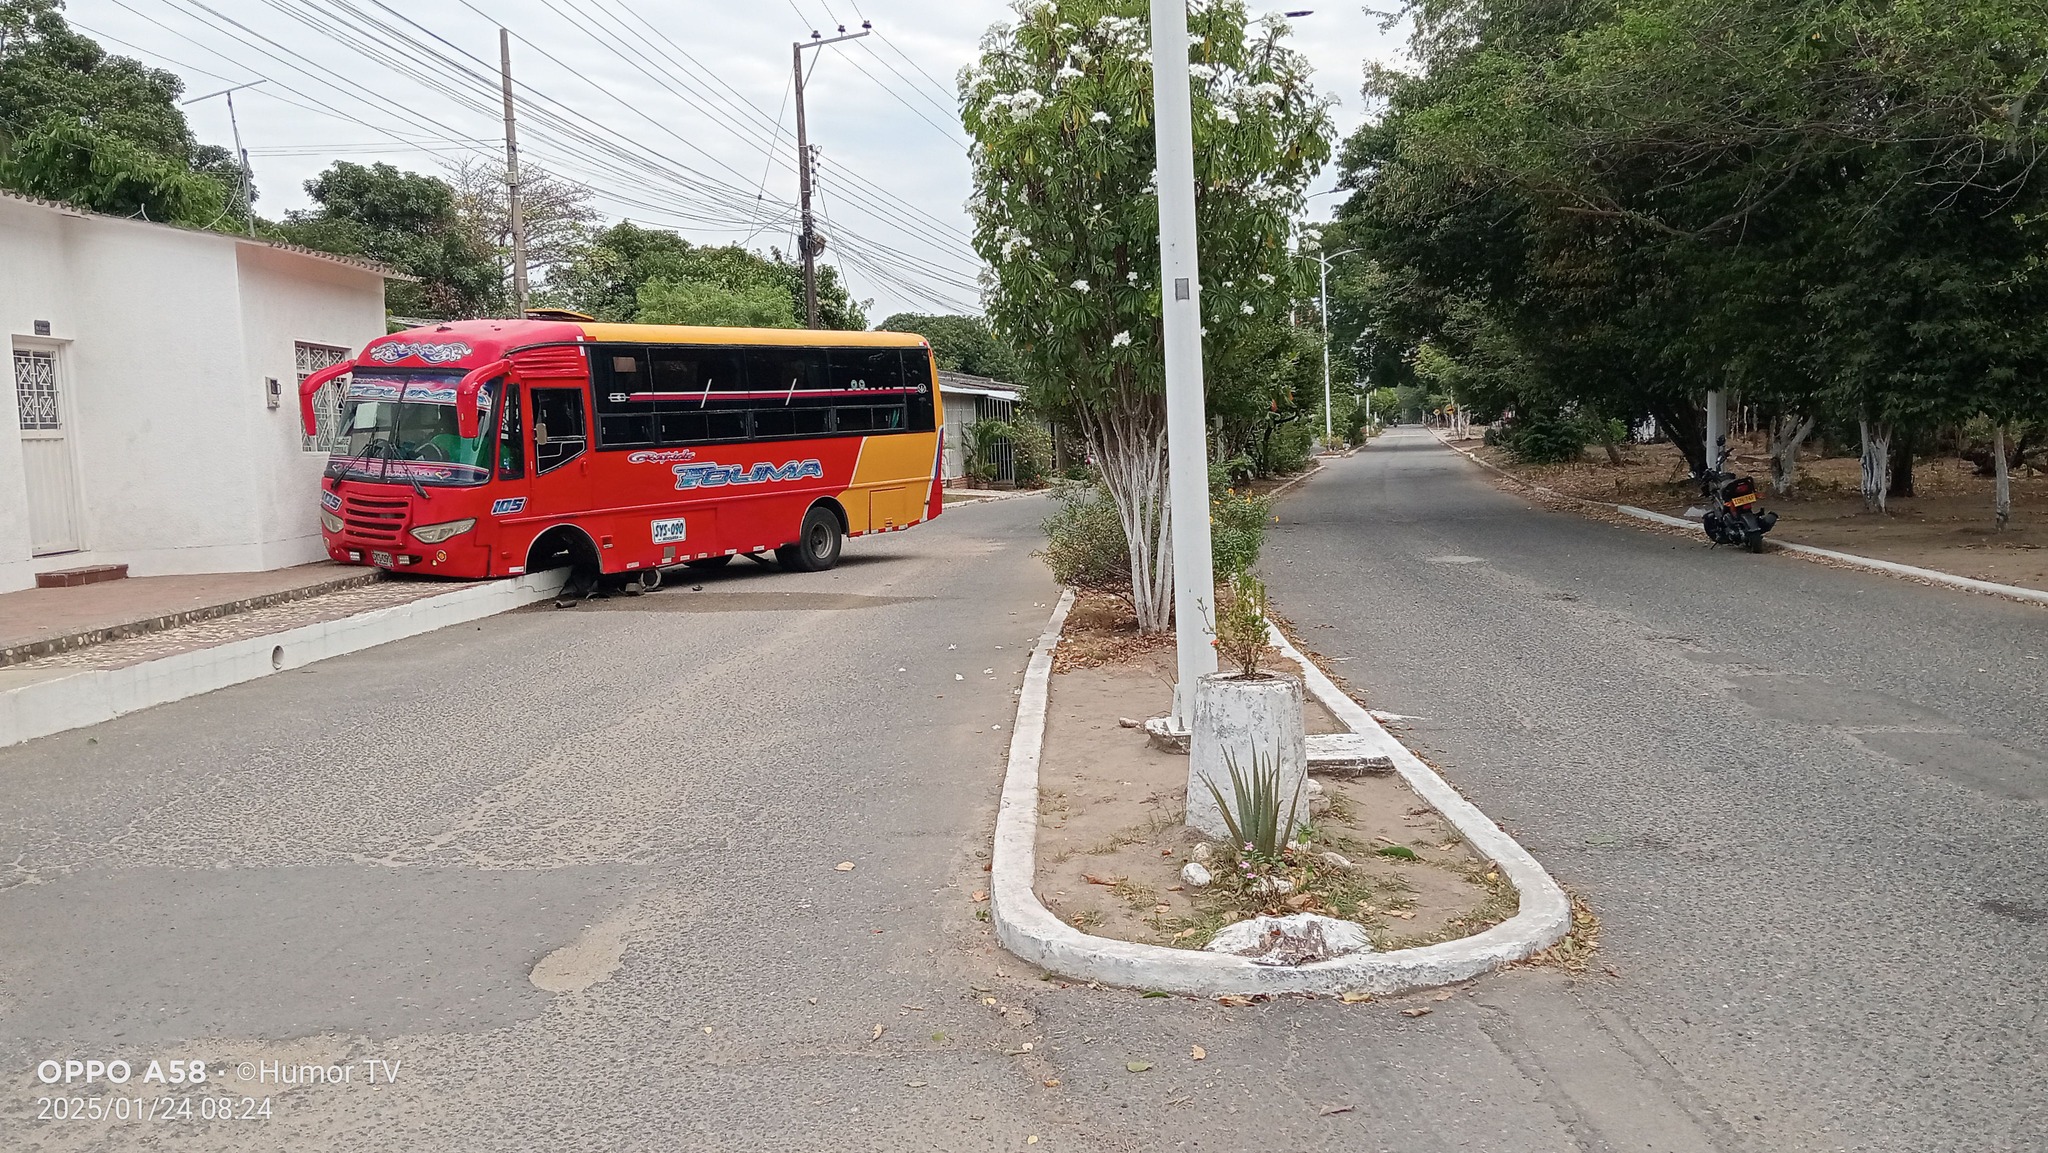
[902,350,938,432]
[531,388,587,474]
[497,382,525,479]
[827,347,907,434]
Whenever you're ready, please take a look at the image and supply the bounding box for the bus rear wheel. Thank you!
[777,506,843,572]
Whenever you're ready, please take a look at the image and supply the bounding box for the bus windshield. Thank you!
[326,372,497,486]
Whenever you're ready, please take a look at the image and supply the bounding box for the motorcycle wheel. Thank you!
[1744,530,1765,554]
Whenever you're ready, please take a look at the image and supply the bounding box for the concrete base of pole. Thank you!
[1186,671,1307,840]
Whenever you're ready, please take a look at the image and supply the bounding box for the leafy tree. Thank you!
[550,221,867,329]
[275,161,505,320]
[0,114,226,223]
[443,155,598,297]
[877,313,1023,381]
[963,0,1332,631]
[1330,0,2048,519]
[0,1,240,223]
[637,274,798,329]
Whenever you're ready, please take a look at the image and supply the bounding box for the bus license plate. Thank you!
[1730,493,1758,508]
[372,551,394,568]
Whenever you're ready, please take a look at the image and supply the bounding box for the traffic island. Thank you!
[989,590,1572,997]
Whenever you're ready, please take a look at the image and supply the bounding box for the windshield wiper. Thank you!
[359,438,430,501]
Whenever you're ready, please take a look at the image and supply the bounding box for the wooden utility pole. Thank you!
[499,28,529,317]
[792,24,870,329]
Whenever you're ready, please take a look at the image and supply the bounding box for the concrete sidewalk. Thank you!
[0,563,381,666]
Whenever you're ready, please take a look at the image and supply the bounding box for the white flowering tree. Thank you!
[962,0,1332,632]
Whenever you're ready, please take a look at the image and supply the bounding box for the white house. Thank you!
[1,191,398,593]
[939,370,1022,484]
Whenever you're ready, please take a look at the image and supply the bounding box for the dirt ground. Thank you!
[1034,594,1515,954]
[1458,435,2048,593]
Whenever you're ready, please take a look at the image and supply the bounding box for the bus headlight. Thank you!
[409,518,476,544]
[321,509,344,533]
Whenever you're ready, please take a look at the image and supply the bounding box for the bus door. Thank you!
[526,385,592,521]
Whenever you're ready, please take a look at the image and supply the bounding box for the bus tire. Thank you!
[683,555,732,570]
[777,505,843,572]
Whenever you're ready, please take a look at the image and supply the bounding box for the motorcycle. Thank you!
[1698,435,1777,553]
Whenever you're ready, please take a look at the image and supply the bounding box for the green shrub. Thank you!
[1210,486,1271,577]
[1040,473,1272,603]
[1498,408,1588,463]
[1010,421,1053,487]
[1040,481,1131,597]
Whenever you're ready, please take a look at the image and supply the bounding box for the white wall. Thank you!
[233,244,386,570]
[0,197,387,591]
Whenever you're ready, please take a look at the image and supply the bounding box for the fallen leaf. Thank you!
[1159,848,1174,856]
[835,861,856,872]
[1141,990,1171,999]
[1216,995,1253,1007]
[1042,1078,1061,1088]
[1166,884,1184,892]
[870,1024,884,1041]
[1339,991,1373,1004]
[1126,1061,1153,1073]
[905,1080,927,1087]
[971,890,988,902]
[1320,1104,1355,1116]
[1154,904,1172,914]
[1172,928,1199,940]
[982,996,998,1006]
[1401,1007,1433,1018]
[1391,910,1416,920]
[1190,1045,1205,1061]
[1432,991,1454,1001]
[1027,1138,1039,1146]
[1082,873,1123,886]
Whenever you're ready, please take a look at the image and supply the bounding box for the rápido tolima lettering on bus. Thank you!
[667,460,825,491]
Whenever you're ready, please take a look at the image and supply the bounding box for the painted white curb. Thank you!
[989,590,1573,996]
[1619,491,2048,608]
[1436,435,2048,608]
[0,571,568,749]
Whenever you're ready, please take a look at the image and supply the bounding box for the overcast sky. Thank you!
[68,0,1408,321]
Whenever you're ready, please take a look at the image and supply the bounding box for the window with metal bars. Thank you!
[297,342,351,452]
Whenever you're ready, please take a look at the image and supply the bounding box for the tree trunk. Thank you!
[1080,392,1174,633]
[1887,428,1916,499]
[1653,401,1709,476]
[1768,414,1817,496]
[1994,422,2012,531]
[1859,419,1891,513]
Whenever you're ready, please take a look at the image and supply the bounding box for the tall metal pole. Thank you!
[793,41,819,329]
[223,89,255,237]
[500,28,529,317]
[182,81,263,237]
[1150,0,1217,727]
[1319,254,1332,444]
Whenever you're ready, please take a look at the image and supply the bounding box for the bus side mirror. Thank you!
[298,361,354,436]
[455,359,513,439]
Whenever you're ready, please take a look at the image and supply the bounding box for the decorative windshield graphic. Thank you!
[368,341,473,365]
[328,458,488,484]
[670,459,825,490]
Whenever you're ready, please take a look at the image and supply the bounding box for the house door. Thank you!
[13,346,83,556]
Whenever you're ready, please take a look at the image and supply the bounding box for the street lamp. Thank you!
[1313,246,1360,445]
[1149,0,1218,728]
[182,81,262,237]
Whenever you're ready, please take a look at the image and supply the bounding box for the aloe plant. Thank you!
[1202,746,1304,859]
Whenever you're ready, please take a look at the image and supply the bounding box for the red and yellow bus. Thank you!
[297,316,944,582]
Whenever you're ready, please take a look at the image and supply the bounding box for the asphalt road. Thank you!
[2,432,2043,1152]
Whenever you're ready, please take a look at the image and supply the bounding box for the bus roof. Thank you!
[356,319,932,378]
[578,323,930,349]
